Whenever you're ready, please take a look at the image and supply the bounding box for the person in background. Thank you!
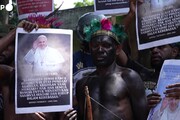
[145,44,180,110]
[123,42,180,112]
[116,0,180,111]
[0,20,38,120]
[0,20,77,120]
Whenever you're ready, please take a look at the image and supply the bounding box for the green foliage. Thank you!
[74,0,94,8]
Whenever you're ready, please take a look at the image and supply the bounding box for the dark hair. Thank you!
[170,43,180,49]
[170,43,180,59]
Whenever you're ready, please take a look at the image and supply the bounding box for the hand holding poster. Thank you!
[94,0,130,15]
[147,60,180,120]
[15,28,73,114]
[136,0,180,50]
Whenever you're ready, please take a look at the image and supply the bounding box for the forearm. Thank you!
[0,65,14,85]
[122,11,135,31]
[0,28,16,54]
[133,93,149,120]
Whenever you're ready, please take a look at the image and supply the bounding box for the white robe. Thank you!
[152,107,180,120]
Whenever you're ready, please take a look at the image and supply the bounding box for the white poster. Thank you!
[147,60,180,120]
[136,0,180,50]
[16,0,54,20]
[94,0,130,15]
[15,28,73,114]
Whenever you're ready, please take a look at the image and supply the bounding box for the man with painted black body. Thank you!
[76,18,148,120]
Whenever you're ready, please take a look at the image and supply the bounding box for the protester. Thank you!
[118,0,180,110]
[144,44,180,109]
[73,0,142,106]
[0,20,38,120]
[0,20,52,120]
[73,12,106,106]
[0,20,77,120]
[76,18,148,120]
[122,41,180,112]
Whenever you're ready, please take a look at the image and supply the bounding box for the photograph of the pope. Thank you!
[24,35,65,74]
[17,33,71,76]
[15,28,72,113]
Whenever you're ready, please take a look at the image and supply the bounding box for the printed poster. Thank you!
[147,60,180,120]
[136,0,180,50]
[94,0,130,15]
[15,28,73,114]
[16,0,54,20]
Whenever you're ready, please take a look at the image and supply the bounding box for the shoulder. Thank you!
[74,67,96,79]
[116,65,143,84]
[76,74,90,97]
[47,46,59,52]
[76,71,96,88]
[116,66,146,95]
[116,65,139,77]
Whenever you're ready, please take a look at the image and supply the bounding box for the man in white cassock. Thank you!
[152,97,180,120]
[24,35,65,74]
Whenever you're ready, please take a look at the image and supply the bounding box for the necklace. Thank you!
[38,47,48,66]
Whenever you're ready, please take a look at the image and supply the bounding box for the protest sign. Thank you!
[147,60,180,120]
[136,0,180,50]
[94,0,129,15]
[17,0,54,20]
[15,28,73,114]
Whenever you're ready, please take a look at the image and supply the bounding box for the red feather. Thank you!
[101,19,112,31]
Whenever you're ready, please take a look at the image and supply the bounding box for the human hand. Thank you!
[129,0,144,14]
[33,40,39,50]
[31,112,53,120]
[60,109,77,120]
[164,83,180,99]
[29,113,46,120]
[17,20,38,32]
[147,92,161,109]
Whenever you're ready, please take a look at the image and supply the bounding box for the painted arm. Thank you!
[124,69,148,120]
[76,80,86,120]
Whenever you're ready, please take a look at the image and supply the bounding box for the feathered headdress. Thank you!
[27,14,63,28]
[83,18,127,44]
[27,3,63,28]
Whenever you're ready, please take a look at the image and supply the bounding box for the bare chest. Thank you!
[85,75,131,120]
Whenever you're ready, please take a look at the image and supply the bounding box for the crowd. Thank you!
[0,0,180,120]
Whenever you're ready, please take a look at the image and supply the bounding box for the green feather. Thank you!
[83,19,127,43]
